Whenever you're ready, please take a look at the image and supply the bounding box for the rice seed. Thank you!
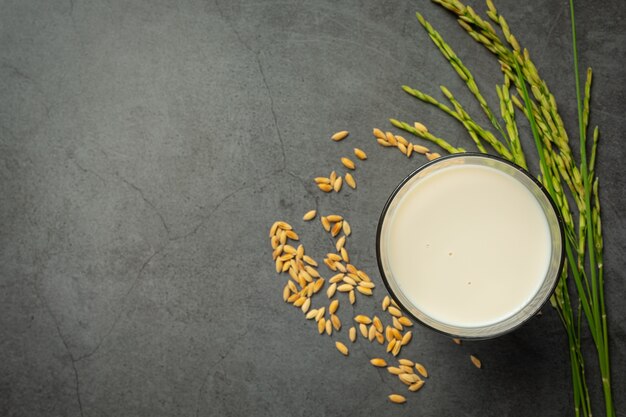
[287,293,299,303]
[329,299,339,314]
[346,264,358,274]
[331,130,349,141]
[349,290,355,305]
[406,143,414,158]
[341,157,356,170]
[426,152,441,161]
[373,128,386,139]
[359,281,375,289]
[299,270,312,283]
[270,221,280,237]
[385,131,397,145]
[354,148,367,160]
[321,216,331,232]
[470,355,482,369]
[304,266,319,278]
[399,365,414,374]
[392,341,402,356]
[293,296,305,307]
[399,373,419,385]
[318,317,326,334]
[331,222,343,237]
[368,358,386,367]
[327,253,342,262]
[356,270,370,282]
[313,278,325,293]
[377,138,392,147]
[303,255,317,267]
[270,236,279,249]
[301,298,311,313]
[306,284,314,298]
[415,363,428,378]
[318,183,332,192]
[388,394,406,404]
[398,316,413,327]
[387,366,403,375]
[392,317,403,331]
[314,177,331,184]
[375,332,384,344]
[398,359,414,367]
[325,318,333,335]
[414,122,428,133]
[354,315,372,324]
[385,326,394,342]
[349,326,357,342]
[286,230,299,240]
[324,259,337,271]
[303,210,317,221]
[335,341,349,356]
[340,247,349,263]
[305,309,318,320]
[275,259,283,273]
[326,214,343,223]
[315,307,325,322]
[287,280,298,293]
[386,339,396,353]
[333,176,342,192]
[373,316,383,333]
[343,276,357,286]
[408,381,425,392]
[279,230,287,245]
[338,284,353,293]
[344,172,356,189]
[296,245,304,260]
[412,143,429,154]
[330,171,337,183]
[368,325,376,342]
[391,328,403,340]
[327,283,337,298]
[382,296,390,311]
[452,338,462,345]
[329,273,344,283]
[359,323,368,338]
[343,220,352,236]
[335,262,346,273]
[397,143,407,155]
[395,135,408,146]
[356,286,372,296]
[390,299,399,308]
[331,314,342,331]
[336,236,346,251]
[388,306,402,317]
[282,285,291,302]
[272,246,283,261]
[279,253,294,262]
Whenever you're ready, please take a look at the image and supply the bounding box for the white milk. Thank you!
[385,164,551,328]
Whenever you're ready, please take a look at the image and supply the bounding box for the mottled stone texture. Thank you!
[0,0,624,416]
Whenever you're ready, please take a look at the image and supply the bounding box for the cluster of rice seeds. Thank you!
[378,296,415,357]
[372,127,441,161]
[315,171,343,193]
[316,131,366,192]
[370,356,428,403]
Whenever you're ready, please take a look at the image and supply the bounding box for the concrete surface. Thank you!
[1,0,624,416]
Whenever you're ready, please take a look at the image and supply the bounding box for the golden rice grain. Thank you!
[359,323,368,338]
[408,380,425,392]
[373,316,383,333]
[399,365,413,374]
[301,298,311,313]
[452,338,462,345]
[373,128,385,139]
[344,172,356,189]
[331,130,349,141]
[275,259,283,273]
[329,273,344,284]
[386,339,396,353]
[375,332,384,344]
[327,283,337,298]
[303,210,317,221]
[470,355,482,369]
[325,318,333,335]
[287,293,299,303]
[270,236,279,249]
[415,363,428,378]
[304,265,319,278]
[331,314,341,330]
[315,307,325,322]
[314,177,331,184]
[286,230,299,240]
[313,278,325,293]
[343,276,357,286]
[358,281,375,289]
[329,299,339,314]
[330,171,337,183]
[342,221,352,236]
[370,358,387,367]
[398,316,413,327]
[406,143,413,158]
[333,176,342,192]
[335,262,346,273]
[388,306,402,317]
[335,341,349,356]
[397,143,407,155]
[277,221,292,230]
[354,148,367,160]
[296,244,304,259]
[349,290,355,305]
[346,264,357,274]
[337,284,353,293]
[341,157,356,170]
[398,359,414,367]
[331,222,343,237]
[354,315,371,324]
[392,317,403,331]
[382,296,390,311]
[377,138,392,147]
[357,270,370,282]
[412,143,429,154]
[303,255,317,267]
[293,297,305,307]
[282,285,290,302]
[388,394,406,404]
[336,236,346,251]
[387,366,403,375]
[414,122,428,133]
[318,318,326,334]
[426,152,441,161]
[395,135,408,146]
[327,253,342,262]
[385,326,394,342]
[269,221,280,237]
[305,309,318,320]
[392,341,402,356]
[306,283,314,298]
[356,286,372,296]
[340,247,349,263]
[279,230,287,245]
[391,328,403,340]
[385,131,397,145]
[318,183,332,192]
[399,373,419,385]
[321,216,331,232]
[368,325,376,342]
[324,258,337,271]
[349,326,357,342]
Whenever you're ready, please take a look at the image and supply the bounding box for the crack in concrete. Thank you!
[116,173,171,238]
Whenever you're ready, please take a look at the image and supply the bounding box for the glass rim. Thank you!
[375,152,566,340]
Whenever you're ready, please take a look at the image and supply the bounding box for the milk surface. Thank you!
[385,164,551,327]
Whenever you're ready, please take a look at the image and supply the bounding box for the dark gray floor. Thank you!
[1,0,624,416]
